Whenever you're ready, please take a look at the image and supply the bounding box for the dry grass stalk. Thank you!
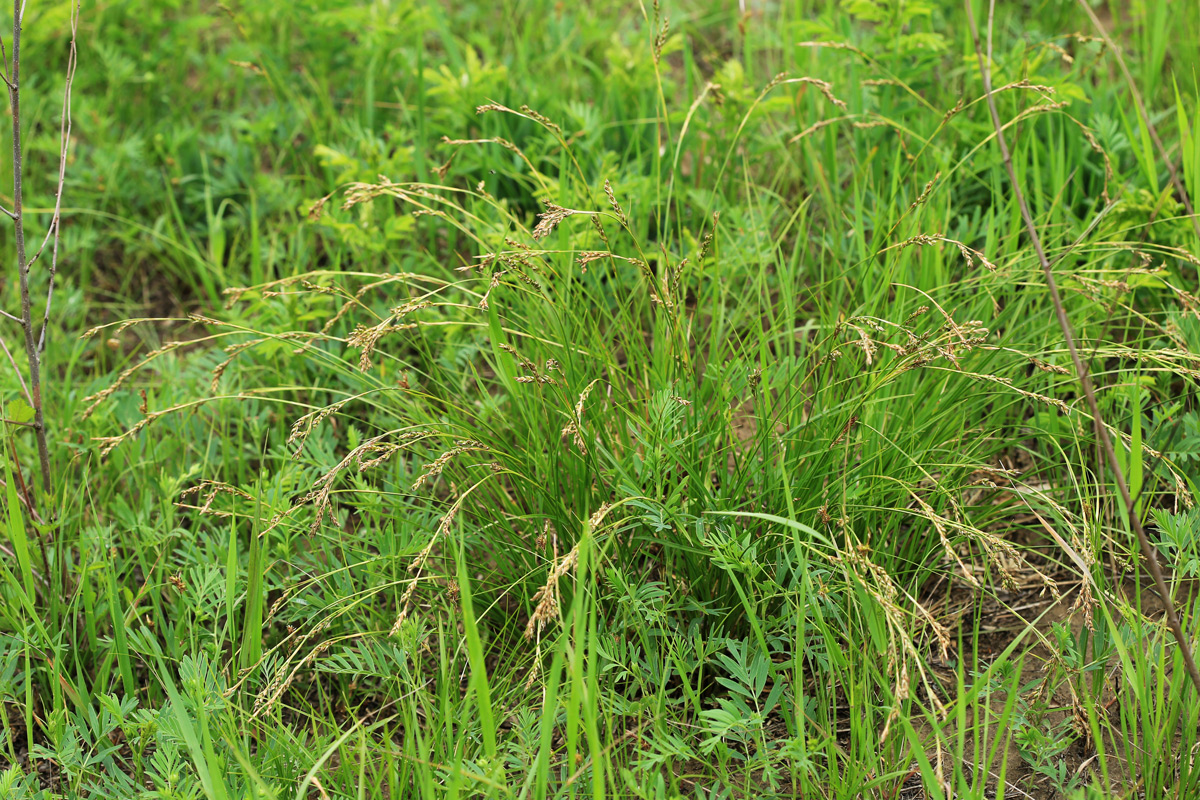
[95,410,160,457]
[212,331,318,389]
[773,74,848,110]
[829,307,1000,380]
[348,320,418,371]
[922,489,1058,597]
[1028,356,1070,375]
[177,480,253,518]
[517,104,561,135]
[794,40,871,61]
[263,431,429,536]
[287,400,349,454]
[940,97,966,125]
[524,543,576,640]
[991,77,1056,98]
[389,483,488,634]
[561,379,602,455]
[829,415,857,449]
[910,491,980,589]
[893,232,998,272]
[443,134,544,185]
[525,503,614,642]
[907,171,941,212]
[790,115,852,144]
[1068,529,1099,631]
[838,537,948,743]
[319,280,397,335]
[412,440,489,490]
[81,341,185,419]
[525,502,613,640]
[355,433,425,473]
[964,372,1071,415]
[475,101,568,141]
[252,620,335,718]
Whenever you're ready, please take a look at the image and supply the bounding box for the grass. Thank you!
[2,0,1200,797]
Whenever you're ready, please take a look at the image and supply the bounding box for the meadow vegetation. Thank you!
[2,0,1200,797]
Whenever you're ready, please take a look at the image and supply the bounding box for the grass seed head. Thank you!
[603,180,627,226]
[532,201,576,240]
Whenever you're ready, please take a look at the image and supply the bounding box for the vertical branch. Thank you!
[964,0,1200,695]
[8,0,54,498]
[6,0,74,502]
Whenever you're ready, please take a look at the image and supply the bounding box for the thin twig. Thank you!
[1074,0,1200,243]
[0,333,31,403]
[0,307,20,323]
[0,26,8,84]
[34,0,79,354]
[965,0,1200,695]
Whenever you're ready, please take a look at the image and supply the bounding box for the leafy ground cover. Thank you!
[2,0,1200,797]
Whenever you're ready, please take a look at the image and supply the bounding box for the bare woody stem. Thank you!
[965,0,1200,695]
[5,0,75,502]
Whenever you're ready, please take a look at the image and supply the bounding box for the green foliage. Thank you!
[1,0,1199,797]
[1153,508,1200,578]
